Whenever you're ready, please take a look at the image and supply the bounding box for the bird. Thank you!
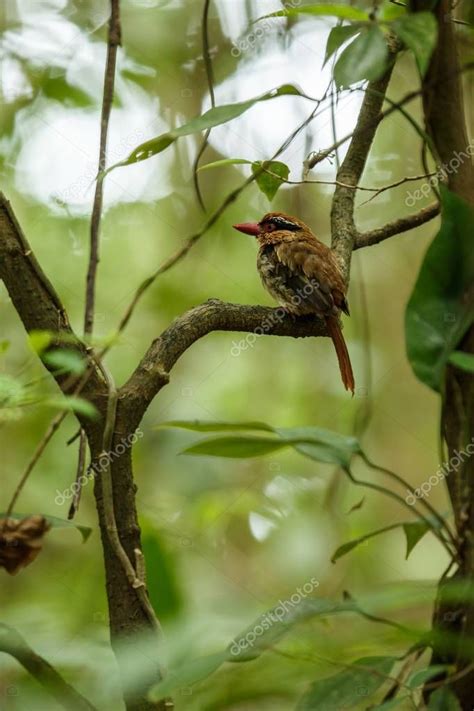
[233,211,355,394]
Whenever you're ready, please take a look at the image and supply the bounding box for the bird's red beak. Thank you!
[233,222,260,236]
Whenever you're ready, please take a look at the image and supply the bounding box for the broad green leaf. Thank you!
[252,160,289,201]
[141,525,183,621]
[324,25,361,66]
[332,522,402,562]
[281,426,360,468]
[0,513,92,543]
[393,12,438,77]
[198,158,251,171]
[104,85,304,175]
[46,396,98,419]
[407,665,450,689]
[28,330,53,354]
[334,25,389,88]
[43,349,87,375]
[258,5,369,22]
[449,351,474,374]
[405,189,474,392]
[149,651,228,701]
[428,687,462,710]
[229,598,352,662]
[296,656,397,710]
[182,435,289,458]
[156,419,274,433]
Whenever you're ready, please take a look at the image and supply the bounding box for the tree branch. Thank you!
[119,299,327,424]
[354,202,441,249]
[331,38,399,280]
[0,624,97,711]
[0,193,106,421]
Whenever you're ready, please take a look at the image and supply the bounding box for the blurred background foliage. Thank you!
[0,0,473,709]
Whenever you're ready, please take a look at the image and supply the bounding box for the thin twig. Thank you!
[84,0,121,336]
[354,202,440,249]
[192,0,215,211]
[68,429,87,520]
[343,465,457,561]
[5,411,67,517]
[261,167,435,196]
[0,624,97,711]
[362,453,458,552]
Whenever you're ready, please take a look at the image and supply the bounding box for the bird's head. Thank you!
[233,212,310,240]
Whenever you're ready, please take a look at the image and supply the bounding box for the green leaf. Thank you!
[104,85,304,176]
[403,520,433,559]
[0,513,92,543]
[331,522,402,563]
[407,665,451,689]
[46,396,98,419]
[198,158,251,171]
[166,421,360,467]
[141,525,183,622]
[334,25,389,88]
[181,435,290,458]
[428,687,462,710]
[296,656,397,710]
[324,25,361,66]
[28,330,53,354]
[449,351,474,374]
[149,651,228,701]
[43,349,87,375]
[257,4,369,22]
[393,12,438,77]
[282,426,360,468]
[0,340,10,355]
[252,160,289,201]
[229,597,351,662]
[405,189,474,392]
[156,419,274,433]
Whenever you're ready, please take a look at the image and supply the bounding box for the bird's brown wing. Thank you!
[274,236,348,316]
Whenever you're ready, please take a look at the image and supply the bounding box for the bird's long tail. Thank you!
[327,316,355,395]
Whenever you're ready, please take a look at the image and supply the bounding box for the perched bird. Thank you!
[233,212,355,394]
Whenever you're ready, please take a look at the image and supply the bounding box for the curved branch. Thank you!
[119,299,327,424]
[354,202,440,249]
[0,624,97,711]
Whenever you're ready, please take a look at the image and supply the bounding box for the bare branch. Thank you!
[120,299,327,423]
[84,0,121,336]
[331,39,399,281]
[0,194,106,411]
[354,202,441,249]
[0,624,97,711]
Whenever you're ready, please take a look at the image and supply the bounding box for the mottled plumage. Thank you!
[233,212,354,394]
